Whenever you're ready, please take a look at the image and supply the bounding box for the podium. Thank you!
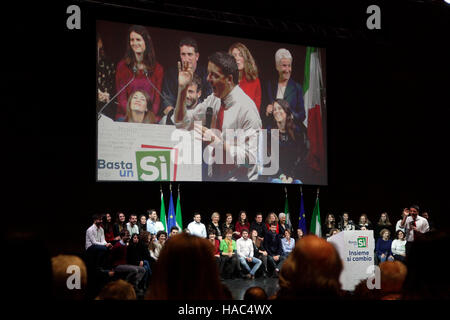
[327,230,375,291]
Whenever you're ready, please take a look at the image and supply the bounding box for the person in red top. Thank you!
[228,42,261,112]
[235,211,251,239]
[115,25,164,121]
[208,231,221,268]
[103,213,116,243]
[265,212,279,234]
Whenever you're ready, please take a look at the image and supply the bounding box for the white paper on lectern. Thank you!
[327,230,375,291]
[97,119,202,181]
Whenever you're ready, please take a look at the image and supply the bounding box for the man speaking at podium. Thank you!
[174,52,262,181]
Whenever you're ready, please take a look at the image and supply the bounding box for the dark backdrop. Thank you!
[6,0,449,256]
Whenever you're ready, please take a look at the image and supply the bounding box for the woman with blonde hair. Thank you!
[207,212,222,241]
[265,212,279,234]
[229,42,262,111]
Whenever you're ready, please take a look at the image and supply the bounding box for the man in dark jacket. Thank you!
[263,223,285,277]
[250,213,266,240]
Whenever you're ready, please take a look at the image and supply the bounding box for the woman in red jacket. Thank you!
[234,210,250,239]
[115,25,164,121]
[228,42,261,112]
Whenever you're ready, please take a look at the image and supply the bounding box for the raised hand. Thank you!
[178,60,193,90]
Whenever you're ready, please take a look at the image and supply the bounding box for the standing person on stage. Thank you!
[236,229,262,279]
[263,48,305,128]
[400,205,429,256]
[115,25,164,121]
[263,223,285,277]
[322,213,336,238]
[174,51,262,182]
[374,212,394,240]
[207,212,223,241]
[160,37,211,120]
[103,213,116,244]
[228,42,261,112]
[221,213,239,240]
[137,214,147,233]
[187,213,207,238]
[235,211,250,239]
[250,212,266,240]
[278,212,292,237]
[126,213,139,235]
[265,212,279,234]
[357,214,372,230]
[146,209,165,236]
[337,212,355,231]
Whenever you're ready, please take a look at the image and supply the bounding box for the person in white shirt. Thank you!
[85,214,113,250]
[400,205,429,256]
[175,51,262,182]
[187,213,207,238]
[126,213,140,235]
[85,214,113,269]
[236,229,262,279]
[146,209,165,235]
[391,230,407,263]
[395,208,409,233]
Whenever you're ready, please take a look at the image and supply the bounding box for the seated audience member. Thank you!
[296,228,304,242]
[251,229,269,277]
[250,212,266,240]
[228,42,261,111]
[322,213,336,238]
[208,231,221,268]
[86,214,113,269]
[115,25,163,121]
[169,226,179,238]
[187,212,207,238]
[113,212,127,241]
[276,235,343,299]
[402,229,450,299]
[149,230,167,261]
[109,230,146,293]
[126,213,140,235]
[400,205,430,256]
[265,212,279,234]
[137,214,147,233]
[278,212,292,237]
[375,229,394,263]
[221,213,239,239]
[146,209,165,235]
[263,223,286,277]
[235,211,250,239]
[337,212,355,231]
[395,208,409,233]
[96,279,136,300]
[357,213,372,230]
[391,230,407,262]
[103,213,116,243]
[379,261,407,300]
[243,286,267,300]
[281,230,295,256]
[127,232,151,291]
[236,229,262,279]
[118,90,156,123]
[219,229,240,279]
[147,233,227,299]
[51,255,87,300]
[207,211,223,241]
[374,212,394,240]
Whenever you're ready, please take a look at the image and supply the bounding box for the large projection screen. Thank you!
[97,20,327,185]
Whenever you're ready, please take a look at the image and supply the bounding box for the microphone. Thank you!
[97,66,137,120]
[205,107,213,129]
[142,68,172,108]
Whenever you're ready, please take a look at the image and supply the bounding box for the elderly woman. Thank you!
[115,25,164,121]
[228,42,261,111]
[207,212,222,241]
[278,212,292,236]
[263,48,305,127]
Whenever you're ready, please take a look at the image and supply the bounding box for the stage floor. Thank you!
[221,277,279,300]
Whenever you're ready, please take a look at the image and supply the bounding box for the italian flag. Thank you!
[160,189,167,231]
[176,191,183,230]
[309,195,322,237]
[303,47,325,174]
